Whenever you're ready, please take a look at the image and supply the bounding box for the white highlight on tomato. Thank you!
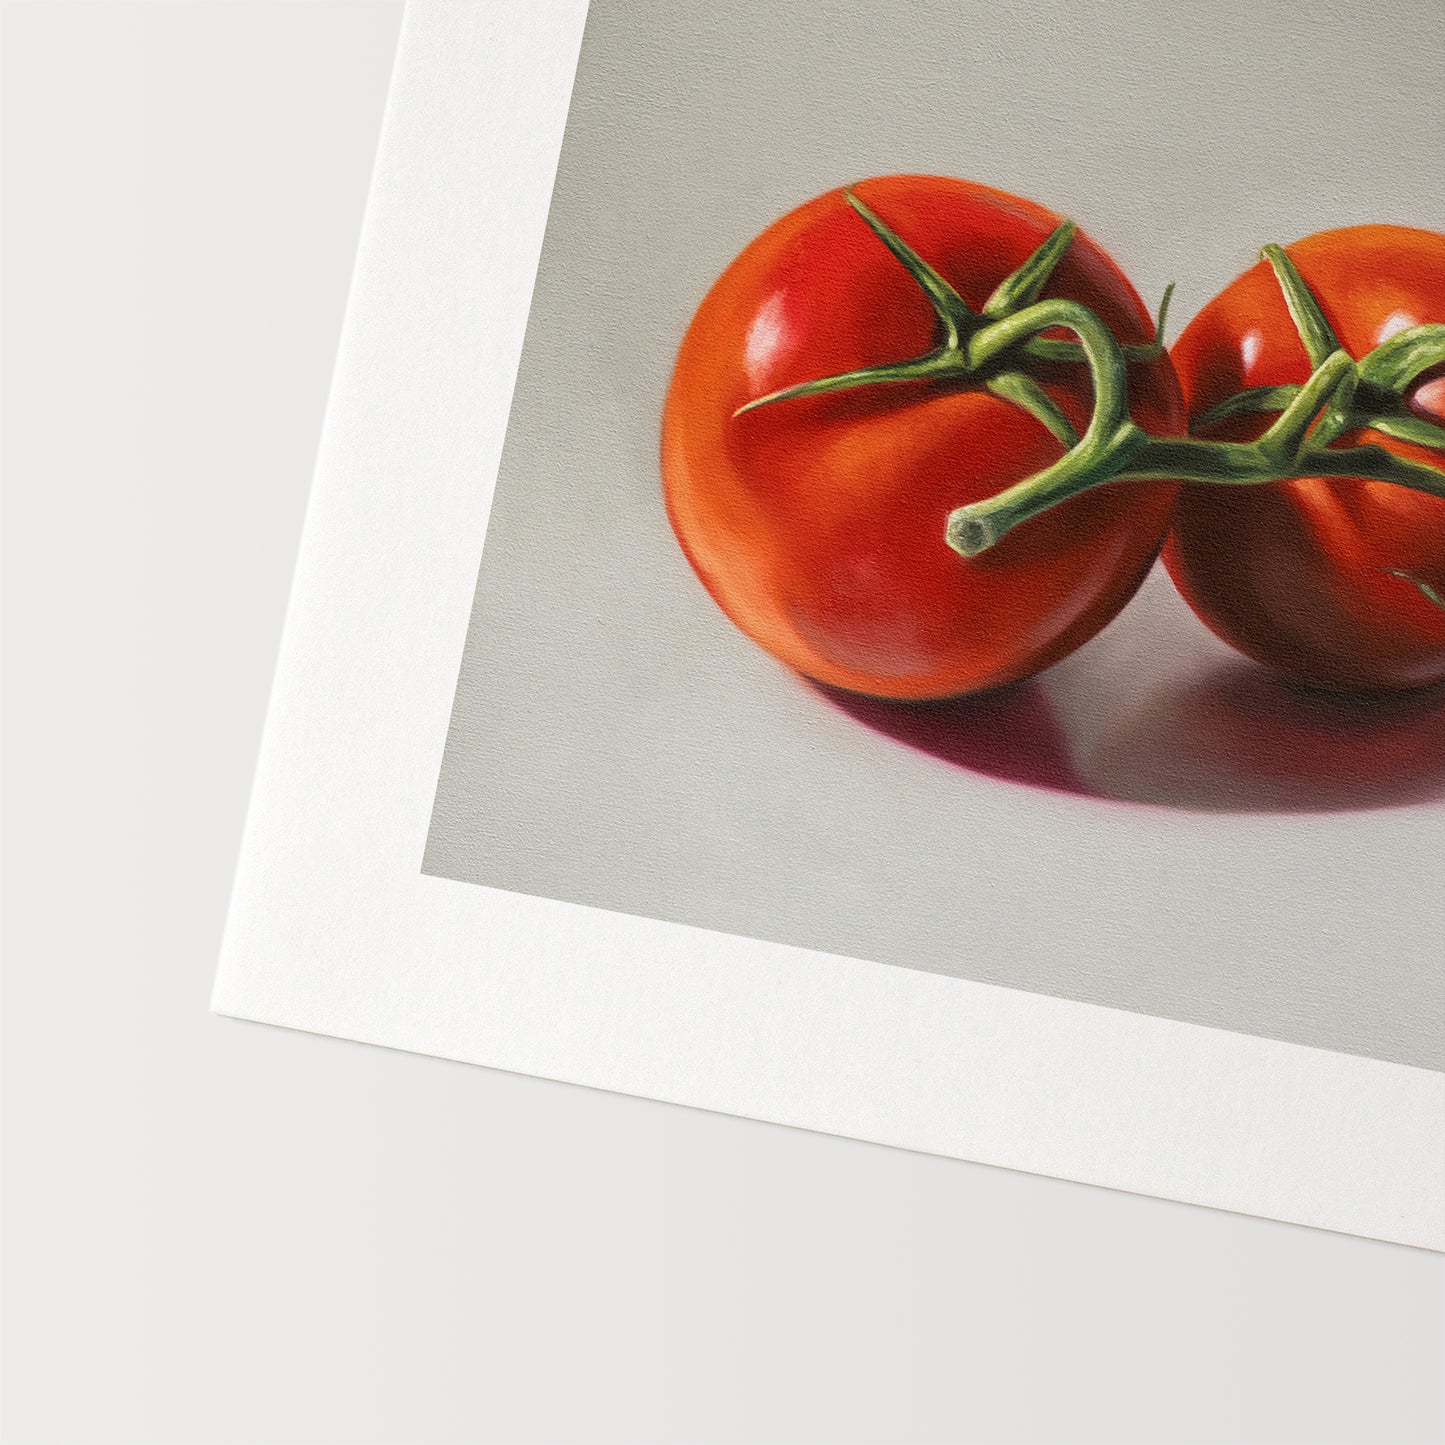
[1377,309,1417,343]
[744,292,789,387]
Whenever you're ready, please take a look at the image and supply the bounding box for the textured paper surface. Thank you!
[424,0,1445,1070]
[214,1,1445,1248]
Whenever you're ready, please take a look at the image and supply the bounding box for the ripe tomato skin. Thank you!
[661,175,1183,701]
[1163,226,1445,693]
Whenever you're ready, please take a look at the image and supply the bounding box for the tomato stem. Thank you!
[951,249,1445,557]
[1023,282,1174,366]
[729,200,1445,562]
[947,297,1144,554]
[950,426,1445,557]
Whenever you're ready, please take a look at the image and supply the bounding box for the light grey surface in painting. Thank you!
[425,0,1445,1069]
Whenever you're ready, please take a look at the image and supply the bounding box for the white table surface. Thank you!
[4,4,1442,1441]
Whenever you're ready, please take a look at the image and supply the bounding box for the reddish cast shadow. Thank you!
[815,678,1086,794]
[817,665,1445,813]
[1107,662,1445,811]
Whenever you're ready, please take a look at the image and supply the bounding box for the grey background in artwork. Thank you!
[424,0,1445,1070]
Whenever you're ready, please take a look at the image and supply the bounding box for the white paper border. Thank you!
[213,0,1444,1250]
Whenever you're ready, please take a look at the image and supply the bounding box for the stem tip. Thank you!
[946,508,996,558]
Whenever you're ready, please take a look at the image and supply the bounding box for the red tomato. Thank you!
[661,175,1183,701]
[1164,225,1445,692]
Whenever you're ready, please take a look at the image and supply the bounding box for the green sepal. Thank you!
[985,371,1079,448]
[1384,569,1445,611]
[733,351,961,417]
[1022,282,1174,366]
[1356,323,1445,393]
[1308,364,1360,450]
[735,192,1131,429]
[1262,243,1341,368]
[1368,412,1445,452]
[981,221,1076,319]
[1194,384,1302,431]
[843,189,974,346]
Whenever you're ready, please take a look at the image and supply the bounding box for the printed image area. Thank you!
[424,0,1445,1070]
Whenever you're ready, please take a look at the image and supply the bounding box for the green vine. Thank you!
[948,244,1445,556]
[732,192,1445,570]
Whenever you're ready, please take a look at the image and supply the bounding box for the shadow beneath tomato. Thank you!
[818,664,1445,813]
[1098,663,1445,811]
[816,678,1087,794]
